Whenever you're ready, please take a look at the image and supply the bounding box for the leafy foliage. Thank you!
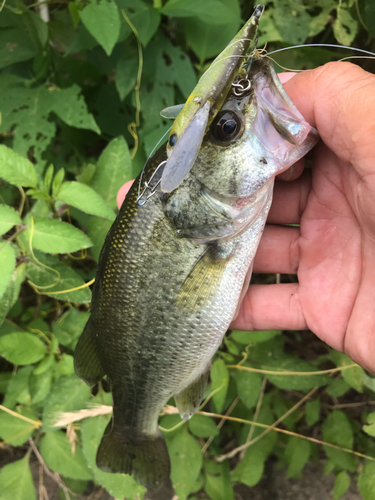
[1,0,375,499]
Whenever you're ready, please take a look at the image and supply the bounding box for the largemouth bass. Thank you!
[74,9,318,500]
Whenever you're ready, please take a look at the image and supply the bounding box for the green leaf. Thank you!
[184,0,240,62]
[0,407,39,446]
[42,165,54,195]
[257,8,283,45]
[33,353,54,375]
[326,378,350,398]
[40,432,93,480]
[333,7,358,46]
[43,374,92,432]
[0,204,22,236]
[266,357,329,391]
[47,84,100,134]
[56,181,115,220]
[91,136,133,209]
[29,368,53,404]
[53,308,90,350]
[358,461,375,500]
[305,399,320,426]
[232,369,262,409]
[0,242,16,300]
[55,354,75,376]
[334,471,350,500]
[0,145,38,188]
[324,459,335,476]
[23,10,49,49]
[81,414,146,499]
[273,0,311,45]
[161,0,239,24]
[26,252,92,303]
[231,329,280,345]
[0,332,47,365]
[76,164,96,186]
[322,410,357,471]
[232,431,276,487]
[87,216,112,262]
[23,216,93,254]
[52,168,65,196]
[116,52,139,101]
[0,263,26,327]
[168,426,202,500]
[308,3,333,38]
[80,0,121,55]
[0,455,36,500]
[0,29,38,69]
[3,366,32,408]
[362,412,375,437]
[331,351,364,392]
[204,461,234,500]
[210,358,229,413]
[285,437,311,478]
[189,414,219,438]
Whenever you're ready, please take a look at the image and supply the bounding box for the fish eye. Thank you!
[211,111,243,144]
[169,133,177,147]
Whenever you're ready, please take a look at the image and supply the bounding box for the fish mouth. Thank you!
[240,56,319,177]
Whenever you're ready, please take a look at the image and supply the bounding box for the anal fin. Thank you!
[174,367,210,420]
[74,320,105,387]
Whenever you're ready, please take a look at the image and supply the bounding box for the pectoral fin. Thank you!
[176,242,233,314]
[74,320,105,387]
[174,367,210,420]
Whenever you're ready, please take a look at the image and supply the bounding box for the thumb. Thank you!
[283,61,375,176]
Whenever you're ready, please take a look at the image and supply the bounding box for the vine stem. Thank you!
[28,438,71,500]
[226,363,359,376]
[215,385,319,462]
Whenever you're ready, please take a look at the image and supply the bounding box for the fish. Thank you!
[74,9,319,500]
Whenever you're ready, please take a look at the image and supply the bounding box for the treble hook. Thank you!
[136,160,166,206]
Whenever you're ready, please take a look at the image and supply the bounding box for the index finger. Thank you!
[282,61,375,175]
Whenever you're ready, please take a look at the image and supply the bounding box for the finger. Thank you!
[268,169,312,224]
[253,225,299,274]
[231,283,307,331]
[276,157,304,182]
[117,180,135,209]
[278,72,297,84]
[283,62,375,175]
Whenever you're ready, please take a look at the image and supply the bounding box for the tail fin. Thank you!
[96,420,174,497]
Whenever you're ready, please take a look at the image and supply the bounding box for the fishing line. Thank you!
[268,43,375,58]
[265,55,303,73]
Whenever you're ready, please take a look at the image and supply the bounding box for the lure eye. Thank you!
[211,111,243,144]
[169,133,177,147]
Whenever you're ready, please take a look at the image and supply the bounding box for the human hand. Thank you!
[117,62,375,373]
